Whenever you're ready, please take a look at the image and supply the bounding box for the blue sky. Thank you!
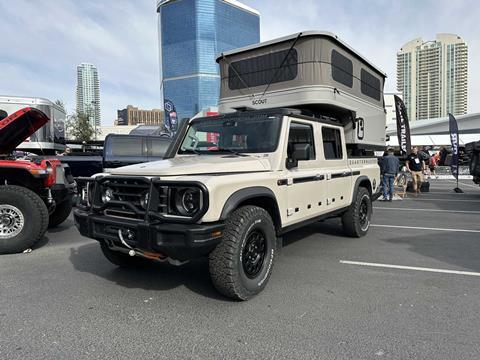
[0,0,478,125]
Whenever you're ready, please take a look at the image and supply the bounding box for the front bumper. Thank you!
[73,209,224,261]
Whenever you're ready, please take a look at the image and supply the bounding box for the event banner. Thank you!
[394,95,412,155]
[448,113,459,180]
[164,99,178,136]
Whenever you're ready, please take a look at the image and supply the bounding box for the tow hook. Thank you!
[118,229,168,261]
[47,189,55,205]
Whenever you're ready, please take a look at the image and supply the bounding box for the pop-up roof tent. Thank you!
[216,31,387,150]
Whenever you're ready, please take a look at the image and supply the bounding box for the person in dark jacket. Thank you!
[381,148,400,201]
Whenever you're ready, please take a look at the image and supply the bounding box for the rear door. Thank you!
[321,126,352,211]
[103,136,147,169]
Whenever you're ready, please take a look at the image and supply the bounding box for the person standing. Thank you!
[381,148,400,201]
[406,147,426,195]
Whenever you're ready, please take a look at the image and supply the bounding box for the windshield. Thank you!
[178,115,282,154]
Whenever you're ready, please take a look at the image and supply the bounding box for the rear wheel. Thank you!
[342,187,372,237]
[209,206,276,301]
[0,185,49,254]
[48,199,73,228]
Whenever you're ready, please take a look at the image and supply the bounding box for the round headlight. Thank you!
[173,188,201,216]
[140,191,149,210]
[101,188,114,203]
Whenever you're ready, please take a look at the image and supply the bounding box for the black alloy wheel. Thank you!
[242,230,267,279]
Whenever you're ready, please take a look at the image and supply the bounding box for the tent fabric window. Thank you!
[228,49,298,90]
[360,69,381,101]
[331,49,353,88]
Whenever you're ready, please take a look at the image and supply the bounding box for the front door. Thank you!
[284,120,326,227]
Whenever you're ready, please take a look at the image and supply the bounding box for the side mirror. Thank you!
[286,143,311,169]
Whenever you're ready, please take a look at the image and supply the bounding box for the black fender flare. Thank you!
[352,176,373,201]
[219,186,280,222]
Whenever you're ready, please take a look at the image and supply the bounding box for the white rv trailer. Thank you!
[216,31,387,152]
[0,95,66,154]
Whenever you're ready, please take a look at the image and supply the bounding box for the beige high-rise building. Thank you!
[397,34,468,121]
[117,105,164,126]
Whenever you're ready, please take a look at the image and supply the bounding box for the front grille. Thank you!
[97,177,151,220]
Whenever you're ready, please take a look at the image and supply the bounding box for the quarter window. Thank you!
[331,50,353,87]
[322,127,343,160]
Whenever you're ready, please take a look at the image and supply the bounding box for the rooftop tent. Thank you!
[216,31,387,149]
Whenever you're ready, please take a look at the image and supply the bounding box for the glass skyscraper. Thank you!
[157,0,260,119]
[76,63,101,127]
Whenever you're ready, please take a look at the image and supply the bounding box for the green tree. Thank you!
[66,111,98,142]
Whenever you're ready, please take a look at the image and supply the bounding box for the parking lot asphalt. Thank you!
[1,179,480,360]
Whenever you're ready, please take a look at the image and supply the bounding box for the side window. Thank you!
[360,69,381,101]
[287,122,315,160]
[229,49,298,90]
[108,137,144,156]
[331,50,353,88]
[322,127,343,160]
[150,138,171,157]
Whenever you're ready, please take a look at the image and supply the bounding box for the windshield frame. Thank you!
[178,113,284,155]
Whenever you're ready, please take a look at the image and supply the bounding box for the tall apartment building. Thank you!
[157,0,260,119]
[76,63,101,127]
[397,34,468,121]
[117,105,164,126]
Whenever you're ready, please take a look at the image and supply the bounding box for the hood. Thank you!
[107,155,271,176]
[0,107,50,154]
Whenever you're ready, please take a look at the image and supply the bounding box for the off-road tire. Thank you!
[100,242,147,268]
[48,199,73,228]
[0,185,49,254]
[342,187,372,238]
[209,206,276,301]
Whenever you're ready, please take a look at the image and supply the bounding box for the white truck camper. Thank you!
[217,31,387,154]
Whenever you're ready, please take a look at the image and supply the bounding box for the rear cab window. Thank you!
[106,137,145,157]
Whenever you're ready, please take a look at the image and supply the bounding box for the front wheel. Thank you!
[342,187,372,237]
[0,185,49,254]
[209,206,276,301]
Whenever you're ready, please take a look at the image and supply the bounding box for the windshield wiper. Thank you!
[215,148,249,157]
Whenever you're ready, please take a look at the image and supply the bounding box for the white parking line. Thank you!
[371,224,480,233]
[442,179,480,190]
[340,260,480,277]
[373,207,480,215]
[403,198,480,203]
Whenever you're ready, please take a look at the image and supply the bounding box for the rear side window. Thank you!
[108,137,144,156]
[360,69,381,101]
[322,127,343,160]
[150,138,171,157]
[331,50,353,87]
[287,122,316,160]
